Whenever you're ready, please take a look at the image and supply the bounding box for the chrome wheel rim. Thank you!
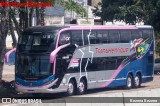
[79,82,85,93]
[135,76,140,87]
[68,83,74,94]
[127,77,132,88]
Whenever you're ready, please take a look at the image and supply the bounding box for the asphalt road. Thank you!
[2,65,160,99]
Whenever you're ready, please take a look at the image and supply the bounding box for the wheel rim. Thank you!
[68,83,74,94]
[79,82,85,93]
[127,77,132,88]
[135,76,140,87]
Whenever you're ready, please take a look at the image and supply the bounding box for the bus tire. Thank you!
[66,80,76,96]
[134,74,141,88]
[125,74,133,89]
[77,78,87,95]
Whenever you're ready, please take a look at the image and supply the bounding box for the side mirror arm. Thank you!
[5,48,16,63]
[50,43,70,63]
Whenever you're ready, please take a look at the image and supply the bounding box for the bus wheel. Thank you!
[134,74,141,88]
[77,78,87,95]
[126,74,133,89]
[66,80,76,96]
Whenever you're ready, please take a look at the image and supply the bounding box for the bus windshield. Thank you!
[18,32,56,53]
[15,54,53,80]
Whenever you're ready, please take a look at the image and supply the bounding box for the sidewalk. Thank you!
[2,64,15,81]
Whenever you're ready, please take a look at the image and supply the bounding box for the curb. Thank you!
[1,88,160,106]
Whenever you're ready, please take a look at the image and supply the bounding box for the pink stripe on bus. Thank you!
[100,64,125,88]
[50,43,70,74]
[69,26,138,30]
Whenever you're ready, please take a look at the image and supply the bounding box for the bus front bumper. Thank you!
[15,79,68,93]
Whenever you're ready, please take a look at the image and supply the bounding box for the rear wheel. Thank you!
[66,80,76,96]
[134,74,141,88]
[125,74,133,89]
[77,78,87,95]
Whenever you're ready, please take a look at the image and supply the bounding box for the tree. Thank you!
[62,0,86,18]
[0,0,86,81]
[136,0,160,33]
[0,0,10,80]
[93,0,160,31]
[93,0,145,24]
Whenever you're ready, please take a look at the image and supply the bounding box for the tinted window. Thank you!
[16,54,52,80]
[120,30,131,43]
[83,56,126,71]
[84,30,97,45]
[131,30,141,40]
[18,32,56,53]
[59,31,70,45]
[142,30,152,40]
[105,59,117,70]
[108,30,120,43]
[71,30,83,46]
[148,56,153,63]
[97,31,108,43]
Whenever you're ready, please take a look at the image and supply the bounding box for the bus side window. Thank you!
[97,33,103,43]
[97,31,108,43]
[71,30,83,46]
[131,30,141,40]
[58,31,71,46]
[120,30,131,43]
[84,30,97,45]
[108,30,120,43]
[142,30,152,40]
[103,33,108,43]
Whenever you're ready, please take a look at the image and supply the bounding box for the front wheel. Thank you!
[134,74,141,88]
[77,79,87,95]
[125,74,133,89]
[66,80,76,96]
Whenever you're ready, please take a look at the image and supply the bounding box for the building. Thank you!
[44,4,65,25]
[64,0,102,25]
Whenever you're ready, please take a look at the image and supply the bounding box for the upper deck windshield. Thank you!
[18,32,57,53]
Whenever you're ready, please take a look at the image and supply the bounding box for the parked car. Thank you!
[154,58,160,74]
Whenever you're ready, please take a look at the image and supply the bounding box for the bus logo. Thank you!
[130,38,147,58]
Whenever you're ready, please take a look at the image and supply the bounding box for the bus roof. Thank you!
[68,25,153,30]
[136,25,153,29]
[23,26,67,33]
[23,25,153,33]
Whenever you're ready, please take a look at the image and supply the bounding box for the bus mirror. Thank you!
[50,43,70,63]
[5,48,16,63]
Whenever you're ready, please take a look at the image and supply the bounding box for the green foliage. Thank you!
[92,2,102,17]
[99,0,145,24]
[93,0,160,36]
[61,0,86,16]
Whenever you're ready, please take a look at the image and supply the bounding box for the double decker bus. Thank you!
[6,25,155,95]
